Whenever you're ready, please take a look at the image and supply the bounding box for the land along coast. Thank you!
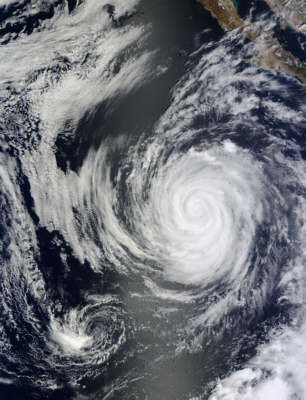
[197,0,306,83]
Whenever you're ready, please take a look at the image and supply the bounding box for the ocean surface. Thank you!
[1,0,306,399]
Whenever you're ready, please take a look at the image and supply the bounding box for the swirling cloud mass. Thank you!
[1,0,306,399]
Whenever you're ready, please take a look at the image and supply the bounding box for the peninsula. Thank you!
[197,0,306,84]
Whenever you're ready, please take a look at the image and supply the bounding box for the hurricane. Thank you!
[1,0,306,398]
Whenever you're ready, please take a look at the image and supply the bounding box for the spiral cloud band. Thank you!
[1,0,306,397]
[88,141,268,290]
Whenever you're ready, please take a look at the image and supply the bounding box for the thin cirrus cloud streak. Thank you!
[1,0,306,398]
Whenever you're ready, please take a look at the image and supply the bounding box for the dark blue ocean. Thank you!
[1,0,306,399]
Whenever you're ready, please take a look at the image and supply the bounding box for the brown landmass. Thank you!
[197,0,243,30]
[263,0,306,35]
[197,0,306,83]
